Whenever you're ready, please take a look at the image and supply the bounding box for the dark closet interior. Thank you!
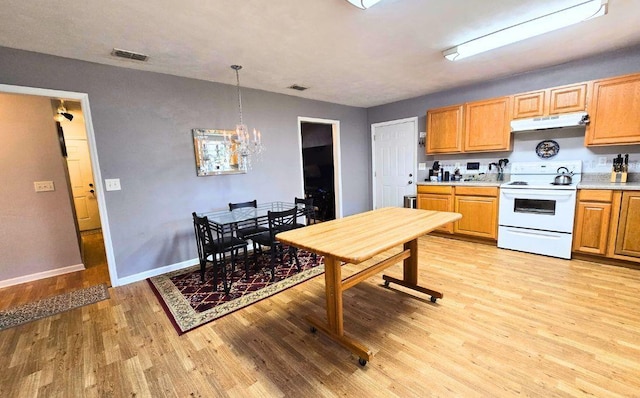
[301,122,335,221]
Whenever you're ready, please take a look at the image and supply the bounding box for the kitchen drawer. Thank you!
[455,186,498,197]
[578,189,613,202]
[417,185,453,195]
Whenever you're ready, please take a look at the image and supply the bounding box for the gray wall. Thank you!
[0,93,81,280]
[0,47,369,281]
[367,45,640,182]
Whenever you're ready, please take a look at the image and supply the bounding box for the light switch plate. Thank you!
[34,181,55,192]
[105,178,121,191]
[418,162,426,170]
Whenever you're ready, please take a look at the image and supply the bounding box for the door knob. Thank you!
[90,189,95,194]
[408,181,413,185]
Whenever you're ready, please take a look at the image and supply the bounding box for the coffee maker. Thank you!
[428,161,442,181]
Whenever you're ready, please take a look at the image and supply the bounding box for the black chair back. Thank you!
[192,212,213,259]
[229,199,258,211]
[268,207,298,240]
[294,197,315,226]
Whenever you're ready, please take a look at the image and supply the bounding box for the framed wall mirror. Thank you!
[192,128,247,176]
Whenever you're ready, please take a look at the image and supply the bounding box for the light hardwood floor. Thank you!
[1,235,639,397]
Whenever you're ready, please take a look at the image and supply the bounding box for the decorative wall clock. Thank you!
[535,140,559,159]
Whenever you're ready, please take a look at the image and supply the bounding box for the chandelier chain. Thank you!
[234,66,244,126]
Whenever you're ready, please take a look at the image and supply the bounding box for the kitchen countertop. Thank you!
[417,181,502,187]
[577,181,640,190]
[417,175,640,191]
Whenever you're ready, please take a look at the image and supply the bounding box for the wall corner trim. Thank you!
[115,258,199,286]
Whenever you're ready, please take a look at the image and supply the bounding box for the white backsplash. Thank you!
[419,126,640,181]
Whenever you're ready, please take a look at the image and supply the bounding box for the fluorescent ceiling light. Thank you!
[443,0,608,61]
[346,0,382,10]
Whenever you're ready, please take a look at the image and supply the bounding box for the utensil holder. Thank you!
[610,171,627,183]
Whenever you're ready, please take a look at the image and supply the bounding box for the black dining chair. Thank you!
[192,212,249,294]
[229,200,268,254]
[294,197,315,228]
[293,197,318,264]
[250,207,301,279]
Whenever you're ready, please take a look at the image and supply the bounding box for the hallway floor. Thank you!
[0,230,110,311]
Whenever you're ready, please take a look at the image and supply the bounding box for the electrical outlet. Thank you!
[34,181,55,192]
[105,178,121,191]
[597,156,607,166]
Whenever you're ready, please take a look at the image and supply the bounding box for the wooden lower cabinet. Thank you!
[573,190,612,255]
[573,189,640,264]
[417,186,454,233]
[453,187,498,239]
[417,185,498,238]
[614,191,640,258]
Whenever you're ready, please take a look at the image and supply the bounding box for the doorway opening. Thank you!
[0,83,116,287]
[298,117,343,221]
[53,100,110,286]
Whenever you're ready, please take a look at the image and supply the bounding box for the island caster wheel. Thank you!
[310,326,317,333]
[358,358,367,366]
[430,296,438,303]
[383,280,390,288]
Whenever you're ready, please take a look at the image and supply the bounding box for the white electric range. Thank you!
[497,160,582,259]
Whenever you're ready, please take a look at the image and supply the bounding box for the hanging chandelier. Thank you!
[229,65,264,169]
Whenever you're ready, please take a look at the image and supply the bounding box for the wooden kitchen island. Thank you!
[276,207,462,365]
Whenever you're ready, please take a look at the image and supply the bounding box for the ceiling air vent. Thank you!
[111,48,149,62]
[288,84,308,91]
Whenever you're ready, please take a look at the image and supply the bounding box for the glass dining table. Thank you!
[200,201,301,231]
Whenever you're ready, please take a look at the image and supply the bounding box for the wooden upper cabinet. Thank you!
[549,83,588,114]
[512,83,587,119]
[512,90,546,119]
[585,72,640,146]
[464,96,511,152]
[426,105,463,154]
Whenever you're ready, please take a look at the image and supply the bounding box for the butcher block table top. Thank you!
[277,207,462,264]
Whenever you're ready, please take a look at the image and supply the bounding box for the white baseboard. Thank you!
[115,258,199,286]
[0,263,86,289]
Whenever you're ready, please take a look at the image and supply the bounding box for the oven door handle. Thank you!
[501,190,575,198]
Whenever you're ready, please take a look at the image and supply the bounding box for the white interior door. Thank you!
[66,138,101,231]
[372,117,418,208]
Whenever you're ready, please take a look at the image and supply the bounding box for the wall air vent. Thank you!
[111,48,149,62]
[288,84,309,91]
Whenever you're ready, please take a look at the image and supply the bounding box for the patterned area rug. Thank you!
[0,283,110,331]
[148,249,324,334]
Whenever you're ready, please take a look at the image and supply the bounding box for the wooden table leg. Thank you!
[306,256,373,364]
[382,238,443,302]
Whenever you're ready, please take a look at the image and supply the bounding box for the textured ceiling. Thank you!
[1,0,640,107]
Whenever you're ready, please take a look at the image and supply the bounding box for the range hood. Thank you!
[510,111,589,132]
